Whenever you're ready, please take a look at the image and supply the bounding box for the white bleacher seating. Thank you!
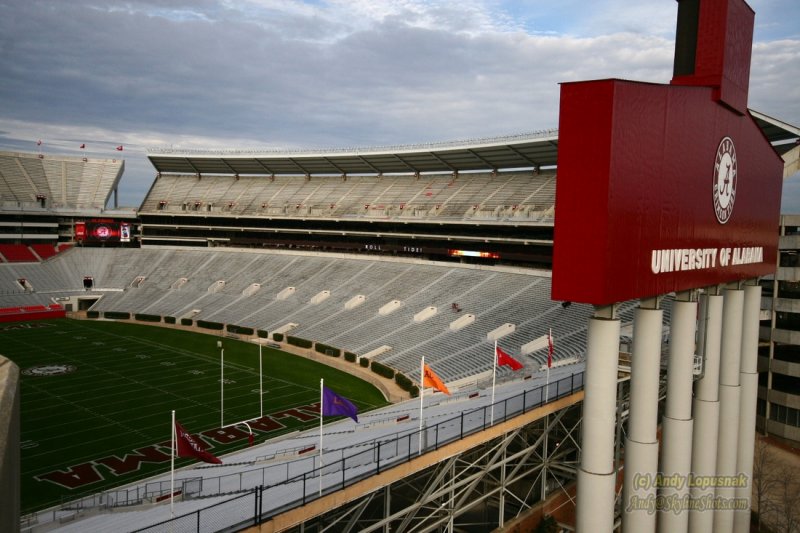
[0,248,603,384]
[139,170,558,223]
[0,151,122,209]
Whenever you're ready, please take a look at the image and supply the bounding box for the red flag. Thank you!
[174,421,221,464]
[548,328,554,368]
[496,345,523,371]
[116,145,124,151]
[37,139,42,146]
[423,363,451,395]
[80,143,86,149]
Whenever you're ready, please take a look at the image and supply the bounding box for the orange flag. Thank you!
[423,363,450,395]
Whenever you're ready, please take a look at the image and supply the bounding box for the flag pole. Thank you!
[418,356,425,456]
[491,340,497,425]
[218,341,224,428]
[546,328,552,401]
[259,342,263,419]
[546,363,550,401]
[170,410,175,519]
[319,378,324,496]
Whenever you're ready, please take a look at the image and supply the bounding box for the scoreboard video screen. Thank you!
[75,219,132,243]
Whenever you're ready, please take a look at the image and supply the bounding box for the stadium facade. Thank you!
[1,105,798,533]
[1,0,800,531]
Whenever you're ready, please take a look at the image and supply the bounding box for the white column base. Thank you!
[714,384,741,533]
[732,372,758,533]
[622,438,658,533]
[576,315,620,532]
[658,416,694,533]
[577,468,616,533]
[689,398,720,533]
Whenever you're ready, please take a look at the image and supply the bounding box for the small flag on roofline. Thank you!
[174,420,222,464]
[80,143,86,149]
[322,385,359,422]
[496,345,523,371]
[116,145,124,151]
[423,363,450,395]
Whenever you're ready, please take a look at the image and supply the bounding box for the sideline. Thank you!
[67,312,409,403]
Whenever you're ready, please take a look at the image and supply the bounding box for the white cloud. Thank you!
[0,0,797,207]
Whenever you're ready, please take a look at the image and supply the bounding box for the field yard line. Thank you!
[12,333,211,409]
[21,381,152,459]
[69,320,320,393]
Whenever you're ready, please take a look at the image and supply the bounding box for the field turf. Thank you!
[2,318,388,514]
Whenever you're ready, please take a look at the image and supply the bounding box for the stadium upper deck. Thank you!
[140,170,556,221]
[0,150,124,211]
[141,132,562,265]
[146,130,559,176]
[140,117,797,266]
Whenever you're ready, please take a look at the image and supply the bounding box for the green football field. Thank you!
[2,318,388,514]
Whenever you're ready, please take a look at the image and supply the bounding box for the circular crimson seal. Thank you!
[22,364,77,377]
[712,136,737,224]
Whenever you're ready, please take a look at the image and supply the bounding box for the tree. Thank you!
[772,464,800,533]
[751,438,779,532]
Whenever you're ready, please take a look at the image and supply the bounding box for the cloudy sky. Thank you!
[0,0,798,207]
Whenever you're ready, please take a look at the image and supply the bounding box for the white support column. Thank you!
[658,293,697,533]
[622,299,662,533]
[576,305,620,533]
[689,289,724,533]
[713,286,744,533]
[733,282,761,533]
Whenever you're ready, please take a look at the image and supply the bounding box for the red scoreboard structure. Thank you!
[550,1,784,532]
[551,0,783,306]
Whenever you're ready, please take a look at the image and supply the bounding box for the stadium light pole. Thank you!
[218,341,224,428]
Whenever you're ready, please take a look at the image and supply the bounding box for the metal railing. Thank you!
[132,371,584,533]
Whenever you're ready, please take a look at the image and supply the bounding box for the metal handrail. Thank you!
[130,371,584,533]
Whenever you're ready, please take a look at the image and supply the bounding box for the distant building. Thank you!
[760,214,800,444]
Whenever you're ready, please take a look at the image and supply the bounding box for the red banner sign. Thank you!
[551,79,783,305]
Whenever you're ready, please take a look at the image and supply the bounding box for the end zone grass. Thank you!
[3,319,387,514]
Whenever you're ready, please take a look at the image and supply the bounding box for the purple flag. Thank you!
[322,386,358,423]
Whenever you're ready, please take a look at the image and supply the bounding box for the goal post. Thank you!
[219,340,265,429]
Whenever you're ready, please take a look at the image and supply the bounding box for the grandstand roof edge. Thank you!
[146,130,559,158]
[144,109,795,176]
[0,150,126,165]
[145,132,561,175]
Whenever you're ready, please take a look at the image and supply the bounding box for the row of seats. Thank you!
[0,247,594,383]
[0,243,71,262]
[0,151,123,209]
[139,171,557,222]
[0,247,672,385]
[0,303,63,314]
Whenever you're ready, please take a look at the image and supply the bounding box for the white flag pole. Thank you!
[418,356,425,456]
[218,341,224,428]
[259,343,263,419]
[491,340,497,425]
[170,410,175,518]
[319,378,324,496]
[546,328,551,401]
[546,363,550,401]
